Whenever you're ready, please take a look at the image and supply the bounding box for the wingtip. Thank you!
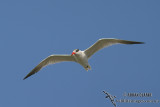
[137,42,145,44]
[125,41,145,45]
[23,73,33,80]
[23,76,28,80]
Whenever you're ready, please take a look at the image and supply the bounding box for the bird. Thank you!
[23,38,144,80]
[103,91,117,107]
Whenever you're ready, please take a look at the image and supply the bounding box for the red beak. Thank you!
[71,52,76,55]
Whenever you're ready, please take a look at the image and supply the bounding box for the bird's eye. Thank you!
[76,49,79,52]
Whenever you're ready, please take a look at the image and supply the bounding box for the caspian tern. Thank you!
[23,38,144,80]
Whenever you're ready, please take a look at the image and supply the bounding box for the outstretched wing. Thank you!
[23,55,76,80]
[110,100,116,107]
[103,90,110,96]
[84,38,144,58]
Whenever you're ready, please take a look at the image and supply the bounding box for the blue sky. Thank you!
[0,0,159,107]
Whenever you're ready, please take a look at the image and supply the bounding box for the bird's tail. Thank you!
[85,65,91,71]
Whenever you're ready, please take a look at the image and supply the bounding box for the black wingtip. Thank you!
[135,42,145,44]
[123,41,145,45]
[23,75,29,80]
[129,41,145,44]
[23,71,35,80]
[23,67,39,80]
[23,77,27,80]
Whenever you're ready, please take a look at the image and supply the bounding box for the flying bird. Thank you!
[103,91,117,107]
[23,38,144,79]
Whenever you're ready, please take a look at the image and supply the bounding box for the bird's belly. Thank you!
[75,54,88,67]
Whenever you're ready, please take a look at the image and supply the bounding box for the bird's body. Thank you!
[23,38,144,80]
[72,50,91,71]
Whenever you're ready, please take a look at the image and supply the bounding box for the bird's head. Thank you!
[71,49,80,56]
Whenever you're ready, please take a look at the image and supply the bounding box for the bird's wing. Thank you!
[84,38,144,58]
[108,96,116,107]
[111,100,116,107]
[103,91,110,96]
[23,55,76,80]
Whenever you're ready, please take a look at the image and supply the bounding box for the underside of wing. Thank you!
[84,38,144,58]
[23,55,75,80]
[111,101,116,107]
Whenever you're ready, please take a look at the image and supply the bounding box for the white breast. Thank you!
[74,51,89,68]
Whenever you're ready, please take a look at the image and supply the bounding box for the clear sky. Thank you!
[0,0,159,107]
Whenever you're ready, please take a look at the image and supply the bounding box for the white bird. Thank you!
[23,38,144,79]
